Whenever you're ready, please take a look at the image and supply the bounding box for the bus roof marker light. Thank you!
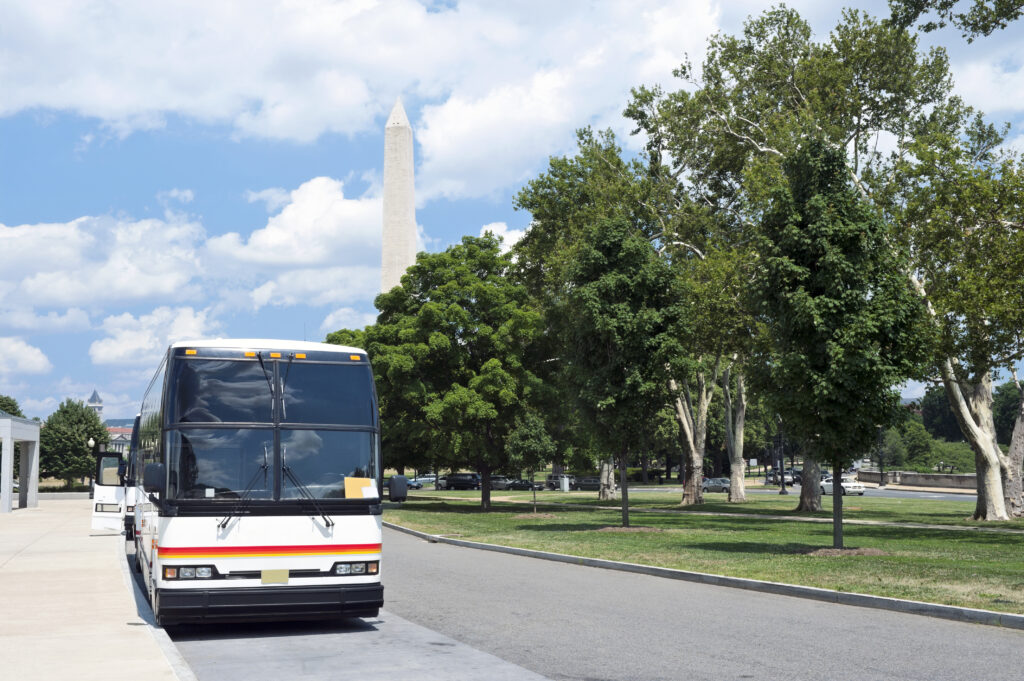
[350,355,362,361]
[270,352,282,358]
[295,353,306,359]
[245,351,256,357]
[185,349,197,355]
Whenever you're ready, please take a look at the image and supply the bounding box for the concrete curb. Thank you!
[117,537,199,681]
[384,521,1024,631]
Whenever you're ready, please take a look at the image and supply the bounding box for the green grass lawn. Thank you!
[386,495,1024,614]
[413,488,1015,529]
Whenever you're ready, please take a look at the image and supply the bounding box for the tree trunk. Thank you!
[832,457,843,549]
[480,461,491,511]
[940,363,1011,520]
[672,361,717,506]
[1003,377,1024,518]
[619,451,630,527]
[598,457,616,501]
[795,458,822,511]
[722,365,748,503]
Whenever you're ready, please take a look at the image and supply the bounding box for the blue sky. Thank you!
[1,1,1022,420]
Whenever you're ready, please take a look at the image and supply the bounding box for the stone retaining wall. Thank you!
[857,470,976,489]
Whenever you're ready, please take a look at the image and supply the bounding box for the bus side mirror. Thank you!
[143,463,166,495]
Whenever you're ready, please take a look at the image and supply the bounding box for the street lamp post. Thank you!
[777,430,788,496]
[876,426,886,488]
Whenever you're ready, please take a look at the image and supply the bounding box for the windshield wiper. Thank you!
[279,353,295,420]
[218,443,270,529]
[253,350,274,399]
[282,445,334,527]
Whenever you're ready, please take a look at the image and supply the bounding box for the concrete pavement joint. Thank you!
[383,521,1024,631]
[117,537,200,681]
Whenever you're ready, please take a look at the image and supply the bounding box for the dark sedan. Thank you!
[508,479,544,490]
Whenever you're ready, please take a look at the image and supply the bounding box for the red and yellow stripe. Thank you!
[157,543,381,559]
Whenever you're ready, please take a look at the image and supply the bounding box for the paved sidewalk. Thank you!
[0,500,180,681]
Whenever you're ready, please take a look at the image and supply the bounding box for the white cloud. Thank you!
[250,266,380,311]
[246,187,292,213]
[954,55,1024,115]
[0,307,90,333]
[206,177,380,267]
[320,307,378,333]
[0,1,720,200]
[158,188,195,205]
[479,222,525,253]
[20,396,57,419]
[2,215,204,307]
[89,306,219,366]
[0,337,53,375]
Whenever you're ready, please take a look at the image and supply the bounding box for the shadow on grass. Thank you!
[688,541,827,556]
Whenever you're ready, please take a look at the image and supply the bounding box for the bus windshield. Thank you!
[164,356,377,502]
[169,359,375,426]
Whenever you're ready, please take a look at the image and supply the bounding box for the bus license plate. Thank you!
[261,569,289,584]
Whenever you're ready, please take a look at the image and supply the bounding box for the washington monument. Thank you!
[381,98,417,292]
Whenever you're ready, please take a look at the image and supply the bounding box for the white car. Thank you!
[701,477,730,493]
[821,475,865,496]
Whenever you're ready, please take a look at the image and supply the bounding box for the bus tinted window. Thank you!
[282,364,375,426]
[280,429,375,499]
[166,428,273,500]
[169,360,274,424]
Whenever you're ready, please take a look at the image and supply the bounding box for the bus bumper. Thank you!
[153,584,383,625]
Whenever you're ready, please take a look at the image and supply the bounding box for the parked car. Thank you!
[576,476,602,491]
[701,477,730,493]
[765,471,793,484]
[447,473,482,490]
[409,476,437,487]
[545,474,577,490]
[405,477,423,490]
[435,476,448,490]
[488,475,512,490]
[821,475,865,496]
[508,479,544,490]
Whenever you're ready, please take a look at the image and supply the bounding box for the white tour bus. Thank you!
[132,339,383,626]
[91,414,140,534]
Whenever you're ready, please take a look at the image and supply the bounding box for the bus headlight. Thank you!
[180,567,196,579]
[196,567,213,578]
[332,561,378,576]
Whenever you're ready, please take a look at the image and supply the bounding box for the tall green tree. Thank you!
[920,385,964,441]
[561,218,684,526]
[887,110,1024,518]
[0,394,25,417]
[753,139,928,548]
[993,380,1022,446]
[627,6,1024,519]
[40,399,109,488]
[367,235,544,509]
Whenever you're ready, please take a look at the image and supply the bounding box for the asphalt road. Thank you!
[156,525,1021,681]
[381,528,1022,681]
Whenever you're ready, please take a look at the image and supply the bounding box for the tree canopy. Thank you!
[889,0,1023,40]
[39,399,109,485]
[753,139,928,546]
[561,217,684,525]
[0,394,25,418]
[367,235,546,508]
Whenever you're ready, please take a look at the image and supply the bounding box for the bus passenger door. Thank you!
[91,451,127,531]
